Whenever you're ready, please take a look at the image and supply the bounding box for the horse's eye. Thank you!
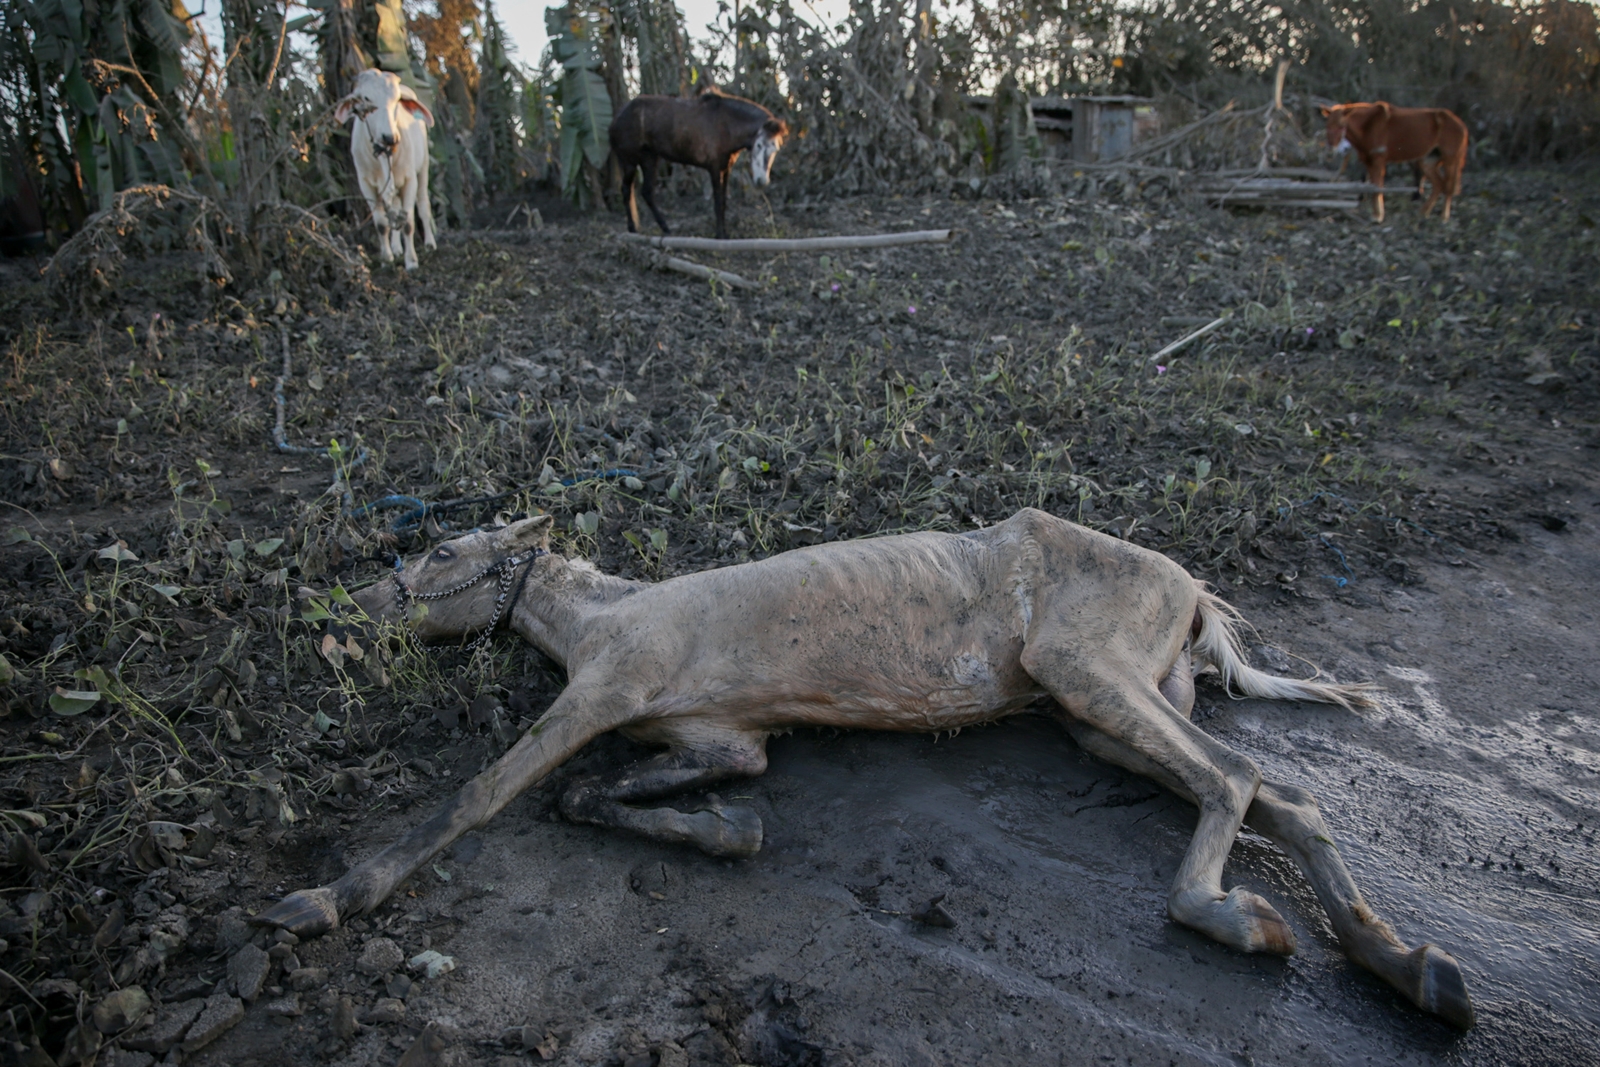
[433,547,453,561]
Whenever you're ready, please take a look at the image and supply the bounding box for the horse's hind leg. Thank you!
[1022,647,1293,956]
[1058,721,1474,1028]
[639,156,672,234]
[559,729,766,857]
[1420,160,1446,218]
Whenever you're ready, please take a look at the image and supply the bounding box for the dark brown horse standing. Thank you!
[609,88,788,239]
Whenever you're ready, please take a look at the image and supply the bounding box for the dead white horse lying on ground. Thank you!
[258,508,1473,1027]
[335,69,437,271]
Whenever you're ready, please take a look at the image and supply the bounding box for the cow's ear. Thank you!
[1318,105,1331,117]
[335,95,359,124]
[400,97,435,128]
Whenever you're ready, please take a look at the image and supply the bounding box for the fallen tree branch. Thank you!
[617,230,951,253]
[1150,315,1230,363]
[649,252,760,290]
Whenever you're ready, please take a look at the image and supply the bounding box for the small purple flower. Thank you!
[1156,365,1168,375]
[1305,327,1315,336]
[907,305,916,315]
[830,283,840,292]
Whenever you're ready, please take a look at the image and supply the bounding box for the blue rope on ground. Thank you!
[346,470,647,534]
[1317,534,1355,587]
[273,328,368,492]
[559,467,640,487]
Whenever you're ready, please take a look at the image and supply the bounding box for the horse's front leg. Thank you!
[1366,153,1388,223]
[559,726,768,856]
[254,680,638,937]
[620,158,642,233]
[711,160,731,239]
[639,156,671,234]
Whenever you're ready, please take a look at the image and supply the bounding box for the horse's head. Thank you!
[750,118,788,187]
[1318,105,1354,153]
[350,516,553,641]
[1318,103,1386,155]
[336,70,434,157]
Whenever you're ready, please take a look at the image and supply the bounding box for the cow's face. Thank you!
[749,119,788,188]
[1319,105,1354,154]
[336,70,434,157]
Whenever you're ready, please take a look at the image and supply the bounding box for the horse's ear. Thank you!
[494,515,554,553]
[763,118,788,138]
[1318,105,1331,117]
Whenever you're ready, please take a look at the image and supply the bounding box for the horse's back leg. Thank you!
[619,156,642,233]
[1420,159,1446,218]
[1059,721,1473,1028]
[1020,642,1292,956]
[559,728,766,857]
[639,155,671,234]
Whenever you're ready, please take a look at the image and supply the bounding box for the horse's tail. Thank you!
[1191,585,1378,709]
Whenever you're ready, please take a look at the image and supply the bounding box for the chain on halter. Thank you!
[391,548,545,656]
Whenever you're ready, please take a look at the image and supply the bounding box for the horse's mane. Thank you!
[697,85,773,120]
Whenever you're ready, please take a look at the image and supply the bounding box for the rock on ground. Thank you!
[354,936,405,976]
[92,986,151,1033]
[180,994,244,1053]
[227,942,271,1002]
[122,998,206,1054]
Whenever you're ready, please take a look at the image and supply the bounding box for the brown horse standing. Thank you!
[609,88,788,240]
[1320,102,1469,222]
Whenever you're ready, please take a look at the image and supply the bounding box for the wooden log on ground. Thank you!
[617,230,951,254]
[1195,180,1383,198]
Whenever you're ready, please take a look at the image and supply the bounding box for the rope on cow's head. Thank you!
[391,548,546,656]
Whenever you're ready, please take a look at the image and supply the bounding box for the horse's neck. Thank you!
[708,97,767,142]
[511,559,645,666]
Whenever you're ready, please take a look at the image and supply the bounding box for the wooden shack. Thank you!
[1070,96,1159,163]
[963,94,1158,163]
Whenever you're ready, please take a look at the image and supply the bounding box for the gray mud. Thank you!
[198,444,1600,1067]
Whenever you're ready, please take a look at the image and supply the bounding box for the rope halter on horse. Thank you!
[391,547,546,655]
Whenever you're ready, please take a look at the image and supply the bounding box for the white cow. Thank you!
[336,70,437,271]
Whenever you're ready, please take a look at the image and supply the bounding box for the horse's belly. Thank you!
[716,650,1046,734]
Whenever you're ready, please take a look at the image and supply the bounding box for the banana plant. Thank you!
[475,2,522,195]
[546,3,613,205]
[1,0,197,232]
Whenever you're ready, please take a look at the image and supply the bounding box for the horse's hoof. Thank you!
[1407,943,1475,1029]
[685,804,763,858]
[1175,887,1297,955]
[1223,887,1298,956]
[252,886,340,938]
